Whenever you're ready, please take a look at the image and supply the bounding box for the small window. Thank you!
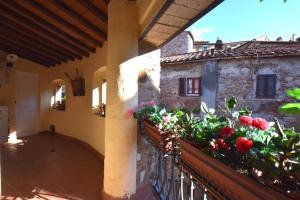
[52,85,66,111]
[256,74,276,98]
[179,77,201,97]
[203,45,208,52]
[100,80,107,117]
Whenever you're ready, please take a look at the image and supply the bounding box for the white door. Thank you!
[16,71,39,137]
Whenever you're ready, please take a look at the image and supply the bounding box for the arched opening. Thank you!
[92,66,107,117]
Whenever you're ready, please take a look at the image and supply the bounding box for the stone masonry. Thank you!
[160,56,300,129]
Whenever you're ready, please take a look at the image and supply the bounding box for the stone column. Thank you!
[103,0,139,199]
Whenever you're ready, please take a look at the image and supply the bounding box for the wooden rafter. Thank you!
[0,28,68,63]
[0,17,76,61]
[0,0,107,67]
[0,5,86,58]
[0,37,60,65]
[30,0,102,45]
[0,44,54,67]
[76,0,108,22]
[52,0,107,40]
[0,0,96,53]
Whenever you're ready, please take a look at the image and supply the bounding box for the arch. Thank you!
[92,66,107,116]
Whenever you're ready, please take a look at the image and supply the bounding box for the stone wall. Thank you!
[160,62,202,111]
[160,31,194,57]
[216,57,300,129]
[136,49,161,188]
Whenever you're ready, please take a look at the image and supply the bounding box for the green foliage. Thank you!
[279,88,300,115]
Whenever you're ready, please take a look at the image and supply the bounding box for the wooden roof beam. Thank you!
[0,44,54,67]
[76,0,108,22]
[0,0,96,53]
[0,5,86,58]
[52,0,107,40]
[0,28,68,63]
[0,37,60,65]
[30,0,102,46]
[0,17,76,62]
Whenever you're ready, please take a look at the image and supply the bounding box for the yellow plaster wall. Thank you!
[0,50,50,136]
[47,43,107,155]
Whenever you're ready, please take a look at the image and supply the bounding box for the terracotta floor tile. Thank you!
[1,134,103,200]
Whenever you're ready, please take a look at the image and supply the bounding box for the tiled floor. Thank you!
[1,134,103,200]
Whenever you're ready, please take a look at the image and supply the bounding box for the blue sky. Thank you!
[188,0,300,42]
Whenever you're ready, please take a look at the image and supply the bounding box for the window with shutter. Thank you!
[256,74,276,98]
[178,77,201,96]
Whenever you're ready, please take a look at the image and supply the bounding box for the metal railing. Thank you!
[139,123,227,200]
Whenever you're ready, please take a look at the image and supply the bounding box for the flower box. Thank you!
[178,138,294,200]
[143,120,173,153]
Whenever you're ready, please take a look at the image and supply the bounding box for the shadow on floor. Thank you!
[1,134,104,200]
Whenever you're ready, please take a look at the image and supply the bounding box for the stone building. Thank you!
[160,40,300,128]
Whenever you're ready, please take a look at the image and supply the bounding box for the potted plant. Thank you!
[134,100,177,152]
[175,97,300,200]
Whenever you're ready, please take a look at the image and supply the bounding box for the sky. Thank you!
[188,0,300,43]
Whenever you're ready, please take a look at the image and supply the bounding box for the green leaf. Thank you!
[226,97,237,111]
[287,88,300,100]
[201,102,209,113]
[279,103,300,115]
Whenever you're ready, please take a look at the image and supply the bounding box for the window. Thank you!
[51,85,66,111]
[256,74,276,98]
[100,80,107,117]
[179,77,201,97]
[203,45,208,52]
[92,79,106,117]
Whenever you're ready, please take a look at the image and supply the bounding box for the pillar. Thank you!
[103,0,139,199]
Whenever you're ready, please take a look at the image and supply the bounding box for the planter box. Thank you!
[178,138,294,200]
[143,120,173,153]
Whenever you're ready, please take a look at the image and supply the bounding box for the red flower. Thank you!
[220,127,234,138]
[210,141,218,151]
[217,139,229,150]
[236,137,253,154]
[252,118,269,131]
[239,116,253,127]
[127,109,134,118]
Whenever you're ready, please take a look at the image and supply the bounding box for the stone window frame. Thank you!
[179,77,201,97]
[256,74,277,99]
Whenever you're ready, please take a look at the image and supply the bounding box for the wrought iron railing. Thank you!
[139,123,228,200]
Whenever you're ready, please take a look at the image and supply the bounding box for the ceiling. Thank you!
[0,0,108,67]
[140,0,223,48]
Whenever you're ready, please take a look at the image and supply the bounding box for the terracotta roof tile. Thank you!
[161,42,300,64]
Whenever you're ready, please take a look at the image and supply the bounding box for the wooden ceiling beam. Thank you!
[0,28,68,63]
[0,44,54,67]
[0,4,87,58]
[76,0,108,22]
[0,36,60,65]
[52,0,107,40]
[0,17,76,62]
[30,0,102,46]
[0,0,96,53]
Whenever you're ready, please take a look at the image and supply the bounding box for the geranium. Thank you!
[239,116,253,127]
[127,109,134,118]
[217,139,229,150]
[163,116,170,123]
[139,102,146,109]
[252,118,269,131]
[210,141,218,151]
[220,127,234,138]
[148,100,155,107]
[236,137,253,154]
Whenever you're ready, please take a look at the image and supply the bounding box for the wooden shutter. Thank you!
[256,75,265,97]
[266,75,276,98]
[179,78,186,96]
[199,77,202,96]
